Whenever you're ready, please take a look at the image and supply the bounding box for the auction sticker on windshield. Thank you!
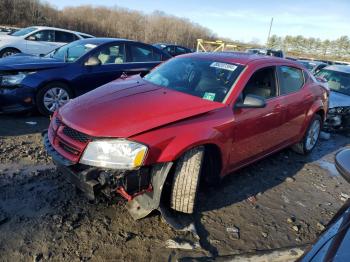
[210,62,237,71]
[203,92,216,101]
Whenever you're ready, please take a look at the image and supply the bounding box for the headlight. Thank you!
[1,72,34,86]
[80,139,148,170]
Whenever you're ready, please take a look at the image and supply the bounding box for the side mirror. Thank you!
[235,94,266,109]
[84,57,101,66]
[335,149,350,184]
[39,53,45,57]
[27,35,37,41]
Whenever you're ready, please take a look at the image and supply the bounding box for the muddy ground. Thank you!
[0,114,349,261]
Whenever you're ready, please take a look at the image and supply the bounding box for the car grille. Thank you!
[63,126,91,143]
[51,116,92,162]
[58,141,80,155]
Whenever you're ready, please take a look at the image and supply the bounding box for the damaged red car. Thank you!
[44,52,329,219]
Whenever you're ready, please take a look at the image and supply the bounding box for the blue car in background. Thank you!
[0,38,171,115]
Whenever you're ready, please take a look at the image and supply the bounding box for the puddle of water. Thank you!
[314,159,339,176]
[0,163,55,175]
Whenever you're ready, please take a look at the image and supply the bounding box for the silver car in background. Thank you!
[315,65,350,131]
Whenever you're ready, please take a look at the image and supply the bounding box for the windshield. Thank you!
[46,41,98,62]
[143,57,244,103]
[316,69,350,96]
[10,27,37,36]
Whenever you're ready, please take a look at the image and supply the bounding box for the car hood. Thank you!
[0,54,66,71]
[329,91,350,108]
[59,77,225,138]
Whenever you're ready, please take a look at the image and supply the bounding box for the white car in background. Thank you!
[0,26,94,58]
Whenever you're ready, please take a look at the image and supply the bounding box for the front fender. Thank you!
[131,108,233,173]
[0,43,23,53]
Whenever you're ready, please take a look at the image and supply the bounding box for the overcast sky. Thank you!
[45,0,349,44]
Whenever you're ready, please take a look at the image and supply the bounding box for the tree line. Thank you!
[0,0,215,49]
[268,34,350,61]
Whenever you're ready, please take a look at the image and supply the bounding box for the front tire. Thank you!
[0,48,20,58]
[292,114,322,155]
[36,82,72,116]
[170,146,205,214]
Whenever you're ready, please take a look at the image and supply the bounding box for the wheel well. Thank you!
[0,47,21,53]
[160,143,223,208]
[315,109,325,123]
[201,144,222,186]
[163,143,222,196]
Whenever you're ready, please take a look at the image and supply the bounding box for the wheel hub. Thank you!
[43,87,70,113]
[306,120,321,151]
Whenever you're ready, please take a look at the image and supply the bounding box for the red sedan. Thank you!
[44,52,329,219]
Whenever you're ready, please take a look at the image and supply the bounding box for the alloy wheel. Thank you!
[1,51,17,58]
[43,87,70,113]
[305,119,321,151]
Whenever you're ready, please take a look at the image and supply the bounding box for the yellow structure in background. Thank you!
[196,39,239,52]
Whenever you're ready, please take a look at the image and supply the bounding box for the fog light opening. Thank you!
[23,97,32,103]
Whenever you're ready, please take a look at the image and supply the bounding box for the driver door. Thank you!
[25,30,57,55]
[73,43,127,95]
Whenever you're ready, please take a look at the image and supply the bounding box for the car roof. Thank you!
[324,65,350,74]
[31,26,94,37]
[298,60,326,65]
[182,52,287,65]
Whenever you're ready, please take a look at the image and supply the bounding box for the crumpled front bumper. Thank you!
[43,131,99,199]
[43,131,174,219]
[324,107,350,131]
[0,85,35,113]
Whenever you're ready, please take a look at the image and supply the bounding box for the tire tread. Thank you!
[170,146,204,213]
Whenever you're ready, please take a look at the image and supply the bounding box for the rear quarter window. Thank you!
[55,31,78,43]
[277,66,304,95]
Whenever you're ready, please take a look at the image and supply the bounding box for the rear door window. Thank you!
[277,66,304,95]
[55,31,78,43]
[130,44,160,62]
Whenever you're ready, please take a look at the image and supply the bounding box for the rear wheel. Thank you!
[0,48,20,58]
[36,82,72,116]
[170,146,205,214]
[292,115,322,155]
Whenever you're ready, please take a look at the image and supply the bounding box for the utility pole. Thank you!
[266,17,273,46]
